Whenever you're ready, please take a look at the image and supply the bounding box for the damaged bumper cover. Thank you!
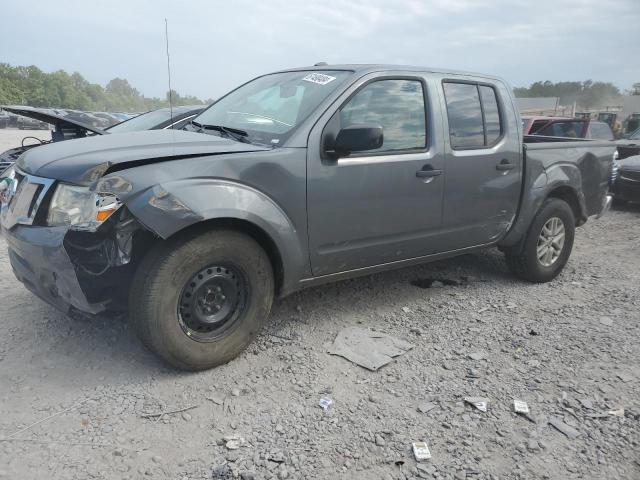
[3,225,107,314]
[3,217,141,315]
[1,169,143,314]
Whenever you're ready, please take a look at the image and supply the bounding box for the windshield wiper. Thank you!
[191,121,250,144]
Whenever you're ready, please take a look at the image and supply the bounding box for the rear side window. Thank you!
[443,82,503,149]
[340,79,426,152]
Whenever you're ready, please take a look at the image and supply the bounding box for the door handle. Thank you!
[496,160,515,171]
[416,167,443,178]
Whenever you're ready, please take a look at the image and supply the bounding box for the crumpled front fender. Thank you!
[122,178,307,296]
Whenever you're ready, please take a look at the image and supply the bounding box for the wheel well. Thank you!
[164,218,285,295]
[547,186,585,225]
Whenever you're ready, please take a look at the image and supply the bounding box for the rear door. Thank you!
[306,74,447,276]
[438,78,522,249]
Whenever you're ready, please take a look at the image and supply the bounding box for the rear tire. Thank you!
[505,198,575,283]
[130,229,274,370]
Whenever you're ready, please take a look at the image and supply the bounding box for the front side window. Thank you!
[339,79,426,153]
[193,70,352,145]
[443,82,503,149]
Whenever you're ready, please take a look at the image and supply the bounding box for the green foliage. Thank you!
[514,80,622,109]
[0,63,207,112]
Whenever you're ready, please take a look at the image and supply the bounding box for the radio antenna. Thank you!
[165,18,174,128]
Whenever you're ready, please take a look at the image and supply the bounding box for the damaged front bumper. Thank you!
[1,169,143,315]
[3,224,109,314]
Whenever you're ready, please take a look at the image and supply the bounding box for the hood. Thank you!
[619,154,640,171]
[3,106,105,135]
[17,129,271,184]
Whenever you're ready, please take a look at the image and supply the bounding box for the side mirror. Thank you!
[332,124,383,156]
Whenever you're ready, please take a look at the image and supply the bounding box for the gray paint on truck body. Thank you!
[1,65,615,314]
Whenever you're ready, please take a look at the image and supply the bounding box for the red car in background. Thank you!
[522,116,614,140]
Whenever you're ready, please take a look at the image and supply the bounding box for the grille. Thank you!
[0,161,12,175]
[2,170,55,228]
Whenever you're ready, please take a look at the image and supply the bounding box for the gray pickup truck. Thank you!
[0,65,614,370]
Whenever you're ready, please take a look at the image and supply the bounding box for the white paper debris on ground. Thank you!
[318,397,334,410]
[608,408,625,417]
[464,396,489,412]
[514,399,530,414]
[327,327,414,371]
[412,441,432,461]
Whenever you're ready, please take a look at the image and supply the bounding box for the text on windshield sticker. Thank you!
[302,73,336,85]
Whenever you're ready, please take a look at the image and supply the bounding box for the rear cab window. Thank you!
[443,81,503,149]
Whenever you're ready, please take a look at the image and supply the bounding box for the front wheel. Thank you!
[130,229,274,370]
[505,198,575,283]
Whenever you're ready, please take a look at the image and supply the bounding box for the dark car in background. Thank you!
[522,116,614,140]
[612,154,640,205]
[616,127,640,160]
[0,105,206,175]
[105,105,205,133]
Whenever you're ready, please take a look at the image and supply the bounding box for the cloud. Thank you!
[0,0,638,99]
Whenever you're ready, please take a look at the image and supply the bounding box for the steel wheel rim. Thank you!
[178,264,248,342]
[536,216,565,267]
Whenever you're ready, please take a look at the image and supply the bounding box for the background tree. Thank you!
[0,62,207,111]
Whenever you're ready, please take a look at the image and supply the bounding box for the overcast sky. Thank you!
[2,0,639,100]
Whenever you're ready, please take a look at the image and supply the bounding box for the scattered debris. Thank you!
[4,398,89,439]
[464,397,488,412]
[616,372,633,383]
[417,402,438,414]
[608,408,625,417]
[412,441,432,461]
[318,397,334,410]
[513,399,530,414]
[226,439,241,450]
[206,394,224,405]
[548,418,580,439]
[140,404,198,419]
[468,351,486,361]
[401,306,412,313]
[410,278,462,289]
[328,327,414,371]
[599,316,613,327]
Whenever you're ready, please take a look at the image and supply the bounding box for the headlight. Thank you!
[47,184,122,229]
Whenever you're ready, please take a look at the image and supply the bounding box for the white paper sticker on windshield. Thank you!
[302,73,336,85]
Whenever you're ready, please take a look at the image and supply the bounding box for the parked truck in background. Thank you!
[0,65,615,370]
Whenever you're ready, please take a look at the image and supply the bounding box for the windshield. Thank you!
[107,109,171,133]
[192,70,352,145]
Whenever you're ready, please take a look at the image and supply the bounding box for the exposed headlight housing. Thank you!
[47,184,122,230]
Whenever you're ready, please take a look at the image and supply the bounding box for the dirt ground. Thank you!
[0,128,52,153]
[0,157,638,478]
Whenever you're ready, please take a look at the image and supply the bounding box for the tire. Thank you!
[505,198,575,283]
[130,229,274,370]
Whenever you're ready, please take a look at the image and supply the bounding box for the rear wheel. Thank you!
[505,198,575,283]
[130,229,274,370]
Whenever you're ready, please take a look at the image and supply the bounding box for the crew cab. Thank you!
[0,65,615,370]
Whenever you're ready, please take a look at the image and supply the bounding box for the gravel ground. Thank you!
[0,202,638,479]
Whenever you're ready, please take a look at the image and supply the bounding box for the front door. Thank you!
[307,75,447,276]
